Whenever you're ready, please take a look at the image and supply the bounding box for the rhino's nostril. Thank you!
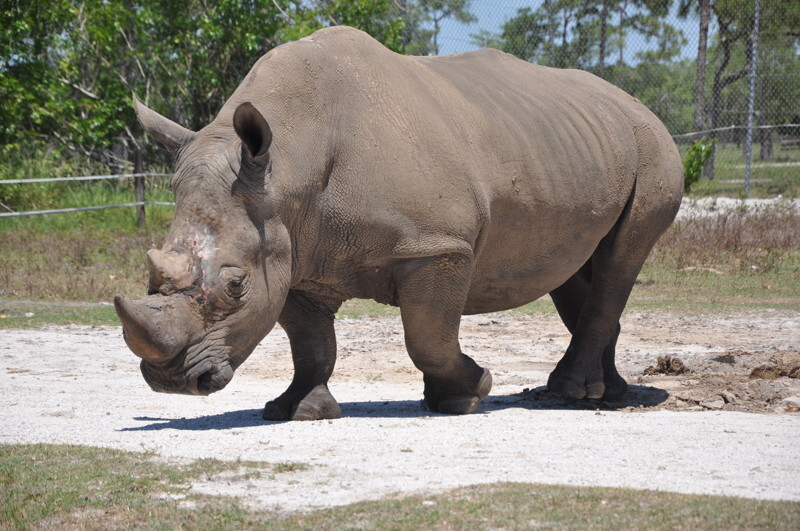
[196,371,216,394]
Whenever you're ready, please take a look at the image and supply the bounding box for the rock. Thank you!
[774,395,800,414]
[700,398,725,410]
[721,390,738,404]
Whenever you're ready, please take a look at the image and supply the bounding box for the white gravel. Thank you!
[2,312,799,512]
[675,196,800,220]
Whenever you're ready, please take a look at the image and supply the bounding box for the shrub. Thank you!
[682,138,716,193]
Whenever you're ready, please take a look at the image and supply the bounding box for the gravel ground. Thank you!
[2,309,799,513]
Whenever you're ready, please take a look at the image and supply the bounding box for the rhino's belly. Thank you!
[463,258,584,315]
[462,209,613,314]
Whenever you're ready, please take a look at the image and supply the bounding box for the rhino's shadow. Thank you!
[120,385,667,432]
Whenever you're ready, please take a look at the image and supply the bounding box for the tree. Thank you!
[472,0,676,74]
[678,0,712,133]
[0,0,74,151]
[0,0,416,173]
[416,0,476,55]
[472,7,546,63]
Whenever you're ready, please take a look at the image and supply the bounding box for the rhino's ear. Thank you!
[233,102,272,168]
[133,95,195,157]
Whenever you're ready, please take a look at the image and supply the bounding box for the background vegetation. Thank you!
[1,0,799,322]
[1,0,798,196]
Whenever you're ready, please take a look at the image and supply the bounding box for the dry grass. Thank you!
[0,205,798,313]
[653,207,800,273]
[0,225,168,302]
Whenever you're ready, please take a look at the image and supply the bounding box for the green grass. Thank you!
[0,444,291,528]
[0,300,120,328]
[2,444,798,529]
[0,178,175,232]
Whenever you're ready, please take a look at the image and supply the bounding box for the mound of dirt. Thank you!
[635,350,800,414]
[643,356,689,375]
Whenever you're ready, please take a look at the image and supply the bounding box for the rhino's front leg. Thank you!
[262,290,341,421]
[395,254,492,414]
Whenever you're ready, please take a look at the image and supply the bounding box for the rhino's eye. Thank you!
[220,267,248,299]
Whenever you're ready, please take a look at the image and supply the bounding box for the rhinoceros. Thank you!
[115,26,682,420]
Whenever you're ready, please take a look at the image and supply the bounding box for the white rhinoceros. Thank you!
[115,26,682,420]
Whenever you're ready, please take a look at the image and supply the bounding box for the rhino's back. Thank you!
[245,28,680,310]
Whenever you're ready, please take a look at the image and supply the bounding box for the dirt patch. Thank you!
[629,349,800,414]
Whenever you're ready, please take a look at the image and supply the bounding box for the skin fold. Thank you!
[115,26,683,420]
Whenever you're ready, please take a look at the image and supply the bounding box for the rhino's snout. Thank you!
[140,357,234,396]
[114,293,198,362]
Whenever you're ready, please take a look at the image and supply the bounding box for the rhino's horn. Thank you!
[114,294,192,362]
[133,94,196,157]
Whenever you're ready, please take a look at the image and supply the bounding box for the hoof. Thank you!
[425,368,492,414]
[601,374,629,401]
[547,371,605,400]
[263,384,341,421]
[437,395,480,414]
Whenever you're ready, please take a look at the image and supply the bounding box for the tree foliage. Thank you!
[0,0,473,172]
[1,0,796,181]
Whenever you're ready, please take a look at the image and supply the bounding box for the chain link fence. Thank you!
[415,0,799,196]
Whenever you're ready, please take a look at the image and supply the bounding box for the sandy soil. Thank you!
[2,309,799,512]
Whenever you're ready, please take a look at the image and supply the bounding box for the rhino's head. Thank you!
[115,97,291,395]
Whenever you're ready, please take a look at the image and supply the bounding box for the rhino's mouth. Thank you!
[140,347,234,396]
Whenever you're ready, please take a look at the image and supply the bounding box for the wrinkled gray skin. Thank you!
[115,26,682,420]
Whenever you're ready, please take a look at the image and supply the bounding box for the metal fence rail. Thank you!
[0,202,174,218]
[0,172,173,224]
[0,172,170,185]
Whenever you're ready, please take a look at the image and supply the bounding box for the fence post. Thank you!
[134,148,146,227]
[743,0,761,198]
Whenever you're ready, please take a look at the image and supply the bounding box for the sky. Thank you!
[435,0,708,62]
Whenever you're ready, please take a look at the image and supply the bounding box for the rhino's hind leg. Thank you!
[263,291,341,421]
[547,175,678,401]
[549,266,628,401]
[395,254,492,414]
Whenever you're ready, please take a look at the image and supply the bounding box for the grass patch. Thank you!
[0,444,288,529]
[2,444,798,529]
[0,224,169,303]
[636,205,800,312]
[0,300,120,329]
[290,483,800,530]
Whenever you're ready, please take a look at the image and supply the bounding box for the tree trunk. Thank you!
[693,0,711,132]
[760,127,773,161]
[598,0,609,78]
[704,20,751,180]
[546,0,556,67]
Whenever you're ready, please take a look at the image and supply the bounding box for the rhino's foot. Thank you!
[547,358,605,400]
[423,368,492,414]
[601,370,629,401]
[262,384,341,421]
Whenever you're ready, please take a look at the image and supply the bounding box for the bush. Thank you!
[682,138,716,193]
